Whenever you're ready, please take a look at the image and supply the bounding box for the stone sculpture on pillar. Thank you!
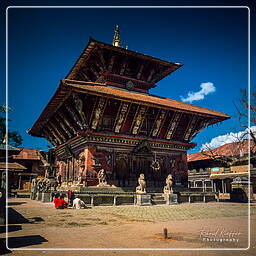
[97,169,109,187]
[135,173,151,206]
[163,174,178,204]
[136,173,146,194]
[30,177,38,199]
[163,174,173,194]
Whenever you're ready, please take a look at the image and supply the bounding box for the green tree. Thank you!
[0,105,23,147]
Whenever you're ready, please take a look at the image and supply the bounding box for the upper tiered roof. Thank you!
[66,37,182,92]
[29,27,230,146]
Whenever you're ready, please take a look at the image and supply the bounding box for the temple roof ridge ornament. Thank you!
[112,24,122,47]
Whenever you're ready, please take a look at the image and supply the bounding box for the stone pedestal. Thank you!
[165,193,178,205]
[30,192,37,200]
[136,194,151,206]
[41,192,51,203]
[36,192,42,201]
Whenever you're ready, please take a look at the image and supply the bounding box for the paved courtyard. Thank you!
[1,197,256,256]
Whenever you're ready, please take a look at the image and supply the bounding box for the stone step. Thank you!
[152,199,166,205]
[152,196,165,200]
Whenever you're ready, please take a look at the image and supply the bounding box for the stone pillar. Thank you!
[136,194,151,206]
[36,192,42,201]
[18,176,22,190]
[41,192,51,203]
[222,179,224,193]
[202,180,205,192]
[165,193,178,205]
[91,196,94,207]
[113,196,117,206]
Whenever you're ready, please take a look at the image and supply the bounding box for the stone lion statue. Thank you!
[97,169,109,187]
[164,174,173,194]
[136,173,146,194]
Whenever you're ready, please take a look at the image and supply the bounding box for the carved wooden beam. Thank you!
[147,68,155,82]
[48,121,66,143]
[136,64,144,80]
[189,119,210,141]
[45,125,62,145]
[120,60,127,76]
[58,111,76,135]
[55,115,72,139]
[131,105,147,135]
[166,112,182,140]
[151,65,165,83]
[151,109,167,137]
[43,128,56,145]
[108,55,115,72]
[98,48,107,70]
[94,60,104,72]
[184,115,198,141]
[42,129,58,147]
[91,97,107,130]
[90,66,99,78]
[65,105,84,131]
[114,102,130,133]
[80,69,90,81]
[73,93,88,129]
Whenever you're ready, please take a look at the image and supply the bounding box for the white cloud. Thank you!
[181,82,216,103]
[200,126,256,151]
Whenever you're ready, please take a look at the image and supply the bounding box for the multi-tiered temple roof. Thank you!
[29,26,229,151]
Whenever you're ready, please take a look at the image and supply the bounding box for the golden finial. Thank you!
[112,25,122,47]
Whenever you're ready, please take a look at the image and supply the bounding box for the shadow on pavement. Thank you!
[8,202,27,206]
[0,239,12,255]
[0,225,22,233]
[8,208,45,225]
[7,235,48,248]
[31,217,44,222]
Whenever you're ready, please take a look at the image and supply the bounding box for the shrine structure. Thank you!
[29,26,229,189]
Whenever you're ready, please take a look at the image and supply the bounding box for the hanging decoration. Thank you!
[151,153,161,171]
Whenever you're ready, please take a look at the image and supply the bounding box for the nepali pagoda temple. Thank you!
[29,26,229,189]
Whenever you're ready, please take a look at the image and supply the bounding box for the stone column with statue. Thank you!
[163,174,178,204]
[135,173,151,206]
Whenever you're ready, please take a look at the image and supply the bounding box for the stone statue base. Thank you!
[41,192,51,203]
[136,188,146,194]
[163,187,173,194]
[165,193,178,205]
[97,183,111,187]
[36,192,42,201]
[30,192,37,200]
[136,194,151,206]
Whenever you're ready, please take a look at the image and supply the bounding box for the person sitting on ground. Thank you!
[53,193,60,209]
[58,194,68,209]
[72,197,86,209]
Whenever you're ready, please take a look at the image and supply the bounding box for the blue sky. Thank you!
[1,6,252,152]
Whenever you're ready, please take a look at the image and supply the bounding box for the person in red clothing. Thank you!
[53,193,61,209]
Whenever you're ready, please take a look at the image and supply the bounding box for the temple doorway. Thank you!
[114,157,129,187]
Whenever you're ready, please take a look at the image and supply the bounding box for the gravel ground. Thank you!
[1,198,256,256]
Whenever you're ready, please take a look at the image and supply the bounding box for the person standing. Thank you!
[67,190,75,206]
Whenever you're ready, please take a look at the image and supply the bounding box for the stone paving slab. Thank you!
[1,198,255,254]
